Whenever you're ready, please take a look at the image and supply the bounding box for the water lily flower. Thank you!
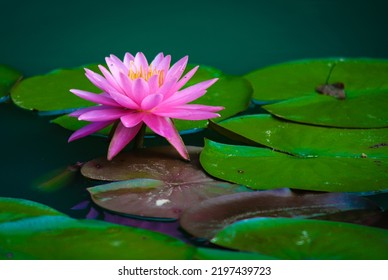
[68,52,223,160]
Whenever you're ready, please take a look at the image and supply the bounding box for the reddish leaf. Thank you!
[180,191,382,239]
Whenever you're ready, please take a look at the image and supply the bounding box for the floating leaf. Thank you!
[82,146,199,181]
[211,218,388,259]
[84,146,251,219]
[11,64,100,112]
[0,198,194,260]
[263,89,388,128]
[200,140,388,192]
[0,65,22,102]
[193,247,276,260]
[210,114,388,158]
[0,197,65,223]
[245,58,388,103]
[180,191,382,239]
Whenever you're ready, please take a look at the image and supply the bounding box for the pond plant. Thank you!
[1,55,387,259]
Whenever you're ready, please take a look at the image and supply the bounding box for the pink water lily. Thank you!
[68,52,223,160]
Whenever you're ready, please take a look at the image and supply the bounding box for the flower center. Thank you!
[128,61,164,86]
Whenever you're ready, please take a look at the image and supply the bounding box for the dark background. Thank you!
[2,0,388,76]
[1,0,388,211]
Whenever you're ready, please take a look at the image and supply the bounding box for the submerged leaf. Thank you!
[84,146,251,219]
[211,217,388,259]
[180,191,382,239]
[200,140,388,192]
[32,163,82,192]
[210,114,388,158]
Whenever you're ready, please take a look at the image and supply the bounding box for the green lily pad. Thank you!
[245,58,388,103]
[263,89,388,128]
[0,65,22,102]
[11,64,100,112]
[0,198,194,260]
[200,140,388,192]
[0,197,65,223]
[180,191,381,239]
[193,247,276,260]
[84,146,251,219]
[210,114,388,158]
[211,218,388,259]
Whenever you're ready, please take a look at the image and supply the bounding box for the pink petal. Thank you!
[70,89,120,106]
[143,115,189,160]
[157,77,179,97]
[107,86,139,110]
[123,52,135,68]
[141,93,163,111]
[98,65,121,92]
[79,108,129,122]
[165,55,188,81]
[161,78,218,106]
[108,122,143,160]
[68,121,113,142]
[150,53,164,68]
[134,52,149,73]
[171,65,199,92]
[132,78,149,104]
[68,105,113,117]
[84,68,115,93]
[117,72,137,102]
[147,74,160,94]
[161,89,206,107]
[174,104,224,112]
[106,55,128,80]
[120,112,145,128]
[153,107,221,120]
[157,55,171,74]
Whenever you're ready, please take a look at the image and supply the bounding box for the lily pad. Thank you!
[210,114,388,158]
[11,64,100,112]
[200,140,388,192]
[193,247,276,260]
[245,58,388,103]
[0,198,194,260]
[180,191,382,239]
[84,146,251,219]
[263,89,388,128]
[0,65,22,102]
[0,197,65,223]
[211,217,388,259]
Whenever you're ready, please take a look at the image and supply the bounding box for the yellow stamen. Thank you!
[128,61,165,86]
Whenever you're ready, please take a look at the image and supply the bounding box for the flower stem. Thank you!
[134,123,147,149]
